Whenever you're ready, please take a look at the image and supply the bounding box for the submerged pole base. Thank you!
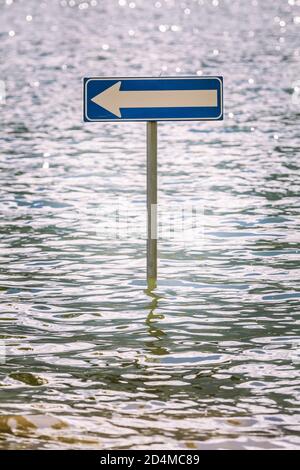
[147,275,157,292]
[146,121,157,290]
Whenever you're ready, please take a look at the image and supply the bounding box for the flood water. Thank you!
[0,0,300,450]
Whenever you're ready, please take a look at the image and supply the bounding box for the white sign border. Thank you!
[83,76,223,122]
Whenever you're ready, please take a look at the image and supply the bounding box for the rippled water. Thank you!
[0,0,300,450]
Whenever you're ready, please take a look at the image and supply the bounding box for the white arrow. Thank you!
[91,81,218,118]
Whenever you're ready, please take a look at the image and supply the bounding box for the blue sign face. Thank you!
[84,77,223,122]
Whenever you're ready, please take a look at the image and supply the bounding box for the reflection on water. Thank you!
[0,0,300,450]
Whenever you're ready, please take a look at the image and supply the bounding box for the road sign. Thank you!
[83,76,224,290]
[84,77,223,122]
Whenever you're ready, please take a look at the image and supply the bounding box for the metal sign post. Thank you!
[83,76,223,289]
[147,121,157,290]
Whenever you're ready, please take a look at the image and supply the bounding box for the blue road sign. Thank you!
[84,77,223,122]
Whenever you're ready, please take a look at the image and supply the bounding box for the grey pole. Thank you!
[147,121,157,290]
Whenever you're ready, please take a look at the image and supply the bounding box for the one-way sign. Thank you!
[84,77,223,122]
